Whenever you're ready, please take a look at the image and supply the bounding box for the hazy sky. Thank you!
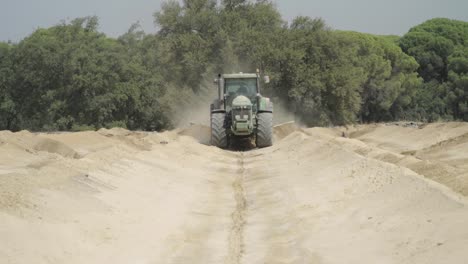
[1,0,467,42]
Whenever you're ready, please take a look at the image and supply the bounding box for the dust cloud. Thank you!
[170,83,217,128]
[171,81,298,129]
[272,100,298,125]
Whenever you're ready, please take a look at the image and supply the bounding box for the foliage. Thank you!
[400,18,468,121]
[0,42,16,129]
[2,17,169,131]
[0,4,466,131]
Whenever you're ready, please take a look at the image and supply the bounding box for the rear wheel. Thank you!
[211,113,228,148]
[256,112,273,148]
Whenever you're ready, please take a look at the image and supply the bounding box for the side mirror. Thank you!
[264,76,270,84]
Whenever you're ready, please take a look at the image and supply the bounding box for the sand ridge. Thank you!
[1,123,468,263]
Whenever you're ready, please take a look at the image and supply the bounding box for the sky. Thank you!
[1,0,467,42]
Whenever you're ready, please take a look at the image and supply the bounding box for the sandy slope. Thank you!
[347,123,468,195]
[1,123,468,264]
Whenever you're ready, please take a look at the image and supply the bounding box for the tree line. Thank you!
[0,0,467,131]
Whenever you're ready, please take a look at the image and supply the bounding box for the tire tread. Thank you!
[211,113,228,148]
[256,112,273,148]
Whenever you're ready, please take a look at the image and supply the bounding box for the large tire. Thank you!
[211,113,228,148]
[256,112,273,148]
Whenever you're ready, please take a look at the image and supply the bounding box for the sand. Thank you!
[1,122,468,264]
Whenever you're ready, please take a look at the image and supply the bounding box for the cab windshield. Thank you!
[225,78,257,98]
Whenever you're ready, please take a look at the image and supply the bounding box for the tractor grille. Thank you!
[232,106,251,121]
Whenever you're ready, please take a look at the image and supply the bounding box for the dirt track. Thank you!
[1,123,468,263]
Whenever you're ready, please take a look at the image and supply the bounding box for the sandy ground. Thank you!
[1,123,468,263]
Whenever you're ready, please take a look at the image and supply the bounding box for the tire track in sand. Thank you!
[226,152,247,264]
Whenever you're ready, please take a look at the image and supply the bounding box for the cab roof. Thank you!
[223,73,257,79]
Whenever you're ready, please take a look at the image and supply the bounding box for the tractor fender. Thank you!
[258,97,273,113]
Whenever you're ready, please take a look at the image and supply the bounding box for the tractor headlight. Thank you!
[232,105,251,121]
[235,115,249,121]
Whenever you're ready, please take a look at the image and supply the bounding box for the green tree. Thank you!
[400,18,468,121]
[10,17,169,131]
[1,3,466,132]
[447,46,468,120]
[0,42,17,130]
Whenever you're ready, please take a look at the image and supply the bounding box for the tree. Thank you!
[0,42,17,130]
[400,18,468,121]
[1,4,466,132]
[8,17,170,131]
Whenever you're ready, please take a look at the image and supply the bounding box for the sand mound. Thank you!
[1,130,80,159]
[33,137,80,159]
[351,122,468,152]
[348,122,468,195]
[178,121,302,144]
[1,123,468,263]
[178,124,211,145]
[97,127,132,137]
[273,121,301,140]
[96,128,152,151]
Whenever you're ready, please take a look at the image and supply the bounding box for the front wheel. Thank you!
[211,113,228,148]
[256,112,273,148]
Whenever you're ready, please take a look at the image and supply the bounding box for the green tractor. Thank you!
[210,71,273,148]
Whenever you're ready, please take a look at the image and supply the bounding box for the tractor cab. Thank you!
[221,73,258,111]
